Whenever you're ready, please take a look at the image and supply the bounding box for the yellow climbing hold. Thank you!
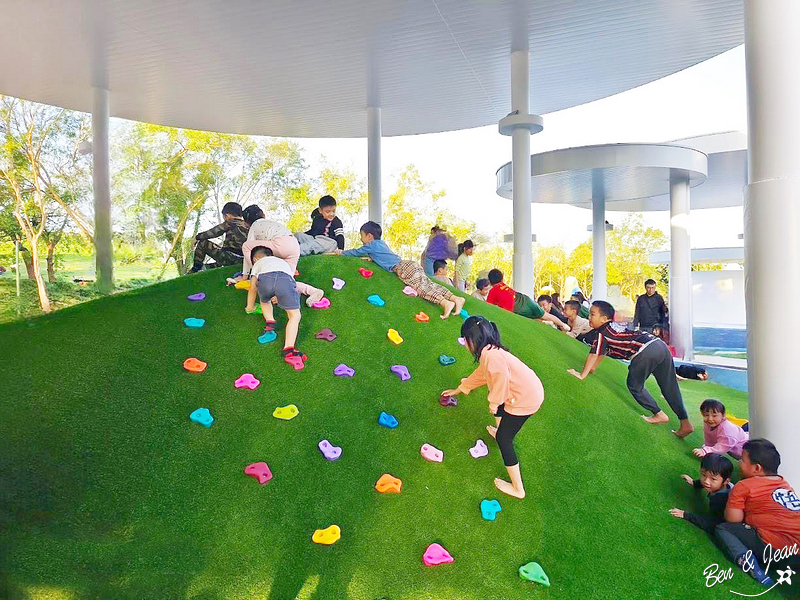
[387,328,403,345]
[312,524,341,545]
[273,404,299,420]
[234,280,251,290]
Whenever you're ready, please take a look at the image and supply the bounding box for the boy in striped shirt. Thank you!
[567,300,694,438]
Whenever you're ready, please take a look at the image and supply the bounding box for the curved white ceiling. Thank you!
[0,0,743,137]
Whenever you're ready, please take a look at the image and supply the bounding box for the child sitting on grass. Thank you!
[693,399,749,459]
[335,221,465,319]
[669,453,734,533]
[432,259,454,286]
[190,202,249,272]
[442,316,544,499]
[716,439,800,586]
[486,269,570,332]
[245,246,307,370]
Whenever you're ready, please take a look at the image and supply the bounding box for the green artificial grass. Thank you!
[0,256,778,599]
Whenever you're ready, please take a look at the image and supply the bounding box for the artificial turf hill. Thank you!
[0,255,768,599]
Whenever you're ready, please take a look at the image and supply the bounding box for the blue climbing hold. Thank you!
[184,318,205,328]
[460,308,470,319]
[367,294,385,307]
[378,411,398,429]
[258,330,277,344]
[190,407,214,428]
[438,354,456,366]
[480,498,502,521]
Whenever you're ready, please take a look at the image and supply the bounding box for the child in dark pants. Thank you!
[567,300,693,438]
[669,453,734,533]
[442,316,544,499]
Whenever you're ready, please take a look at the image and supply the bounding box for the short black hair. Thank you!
[242,204,265,225]
[458,239,474,256]
[743,439,781,475]
[537,294,552,304]
[644,278,656,287]
[461,316,508,363]
[564,300,581,311]
[700,453,733,481]
[699,399,726,415]
[475,278,489,290]
[221,202,243,217]
[592,300,615,320]
[488,269,504,285]
[250,245,273,262]
[360,221,382,239]
[433,259,447,272]
[319,195,336,208]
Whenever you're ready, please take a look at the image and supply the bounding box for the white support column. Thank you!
[669,172,693,361]
[510,50,533,296]
[367,107,382,226]
[92,87,113,293]
[592,197,607,301]
[744,0,800,483]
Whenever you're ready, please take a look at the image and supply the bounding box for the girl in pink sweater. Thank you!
[693,399,749,459]
[443,316,544,499]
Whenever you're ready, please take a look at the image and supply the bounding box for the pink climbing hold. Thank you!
[402,286,418,297]
[316,328,337,341]
[244,462,273,484]
[458,337,467,346]
[420,443,443,463]
[423,543,454,566]
[439,394,458,407]
[312,297,330,309]
[235,373,260,390]
[469,439,489,458]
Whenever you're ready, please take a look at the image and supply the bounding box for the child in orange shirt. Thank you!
[442,316,544,499]
[716,439,800,586]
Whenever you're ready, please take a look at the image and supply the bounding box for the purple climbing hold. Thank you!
[316,328,337,342]
[318,439,342,461]
[439,394,458,407]
[390,365,411,381]
[188,293,206,301]
[334,364,355,377]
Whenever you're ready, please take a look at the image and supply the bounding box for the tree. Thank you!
[605,214,669,299]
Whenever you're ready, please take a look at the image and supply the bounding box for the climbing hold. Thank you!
[244,462,273,485]
[414,312,429,323]
[184,318,205,328]
[390,365,410,381]
[438,354,456,366]
[312,297,331,309]
[422,543,453,566]
[375,473,402,494]
[727,414,748,428]
[469,439,488,459]
[460,309,470,319]
[284,353,305,371]
[387,328,403,344]
[189,407,214,427]
[318,439,342,461]
[234,280,251,290]
[420,443,443,463]
[187,293,206,301]
[519,562,550,586]
[258,330,277,344]
[245,304,262,315]
[235,373,260,390]
[368,294,385,307]
[458,337,467,346]
[439,394,458,407]
[378,411,398,429]
[312,525,341,545]
[358,267,373,278]
[316,328,337,342]
[294,269,299,277]
[273,404,299,420]
[183,357,207,373]
[332,277,345,290]
[402,286,418,296]
[334,364,355,377]
[480,499,502,521]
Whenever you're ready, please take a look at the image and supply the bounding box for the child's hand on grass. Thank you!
[692,448,705,458]
[680,474,694,486]
[442,388,462,397]
[669,508,685,519]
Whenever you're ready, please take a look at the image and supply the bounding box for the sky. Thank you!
[292,46,748,253]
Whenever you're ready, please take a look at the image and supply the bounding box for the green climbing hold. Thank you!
[438,354,456,366]
[519,561,550,586]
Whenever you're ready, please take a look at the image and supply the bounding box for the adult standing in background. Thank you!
[454,239,475,292]
[633,278,667,333]
[421,225,458,276]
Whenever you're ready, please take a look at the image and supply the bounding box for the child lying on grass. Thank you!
[669,453,733,533]
[693,399,749,460]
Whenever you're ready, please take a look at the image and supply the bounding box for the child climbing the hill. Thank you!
[693,399,749,459]
[245,246,307,370]
[335,221,466,319]
[486,269,570,332]
[295,195,345,255]
[716,439,800,586]
[563,300,593,339]
[432,259,454,286]
[472,278,490,302]
[453,239,474,292]
[442,316,544,499]
[567,300,694,438]
[669,453,734,533]
[190,202,249,272]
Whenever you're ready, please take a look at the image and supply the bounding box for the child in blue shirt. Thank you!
[336,221,466,318]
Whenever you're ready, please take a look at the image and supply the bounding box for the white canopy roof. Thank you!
[0,0,743,137]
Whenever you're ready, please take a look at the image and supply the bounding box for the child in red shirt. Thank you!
[485,269,569,331]
[716,439,800,586]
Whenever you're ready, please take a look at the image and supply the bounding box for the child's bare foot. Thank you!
[486,425,497,439]
[673,419,694,438]
[441,299,455,319]
[453,295,466,315]
[642,411,670,425]
[494,478,525,499]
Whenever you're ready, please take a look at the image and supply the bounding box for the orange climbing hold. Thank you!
[183,357,207,373]
[414,312,429,323]
[375,473,402,494]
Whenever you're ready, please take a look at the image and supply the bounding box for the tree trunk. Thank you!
[21,248,35,279]
[46,241,56,283]
[28,238,51,313]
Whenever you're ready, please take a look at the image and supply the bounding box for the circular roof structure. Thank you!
[0,0,743,138]
[495,143,709,210]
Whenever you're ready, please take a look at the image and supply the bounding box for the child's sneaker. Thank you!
[282,347,306,371]
[737,554,775,586]
[263,320,277,333]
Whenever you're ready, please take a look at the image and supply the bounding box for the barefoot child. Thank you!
[336,221,466,319]
[245,246,308,370]
[442,316,544,499]
[669,453,734,533]
[567,300,694,438]
[693,399,749,459]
